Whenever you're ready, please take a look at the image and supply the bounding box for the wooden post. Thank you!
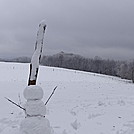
[28,21,46,86]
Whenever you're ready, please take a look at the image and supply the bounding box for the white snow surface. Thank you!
[23,85,44,100]
[37,20,46,44]
[22,85,49,134]
[0,62,134,134]
[30,49,40,80]
[20,117,53,134]
[24,100,46,117]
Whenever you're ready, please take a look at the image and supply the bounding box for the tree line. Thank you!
[41,52,134,83]
[1,52,134,82]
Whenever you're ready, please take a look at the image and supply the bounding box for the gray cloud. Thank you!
[0,0,134,60]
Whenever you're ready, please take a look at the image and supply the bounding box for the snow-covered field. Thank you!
[0,62,134,134]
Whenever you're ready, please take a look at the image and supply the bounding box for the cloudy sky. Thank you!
[0,0,134,60]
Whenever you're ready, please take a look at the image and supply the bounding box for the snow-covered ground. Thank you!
[0,62,134,134]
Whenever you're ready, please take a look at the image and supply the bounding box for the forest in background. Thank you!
[1,51,134,82]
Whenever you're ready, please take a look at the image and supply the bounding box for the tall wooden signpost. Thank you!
[28,21,46,86]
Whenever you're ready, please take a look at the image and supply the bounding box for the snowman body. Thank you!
[20,85,53,134]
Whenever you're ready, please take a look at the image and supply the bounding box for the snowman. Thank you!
[20,85,53,134]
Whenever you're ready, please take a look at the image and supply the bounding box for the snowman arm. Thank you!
[5,97,25,111]
[45,86,57,105]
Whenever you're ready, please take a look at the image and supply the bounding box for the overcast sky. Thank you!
[0,0,134,60]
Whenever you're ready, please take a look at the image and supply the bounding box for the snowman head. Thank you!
[23,85,44,100]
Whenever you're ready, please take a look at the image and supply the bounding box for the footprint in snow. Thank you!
[116,120,134,134]
[71,119,81,130]
[62,129,68,134]
[70,110,77,116]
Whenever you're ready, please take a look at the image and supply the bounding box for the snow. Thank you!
[22,85,51,134]
[0,62,134,134]
[30,49,40,80]
[37,20,46,45]
[24,100,46,117]
[23,85,44,100]
[20,117,53,134]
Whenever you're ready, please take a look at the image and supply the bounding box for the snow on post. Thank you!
[28,21,46,86]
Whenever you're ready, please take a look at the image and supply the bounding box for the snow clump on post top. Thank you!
[36,20,46,45]
[23,85,44,100]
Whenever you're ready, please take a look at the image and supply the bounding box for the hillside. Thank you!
[0,62,134,134]
[1,52,134,82]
